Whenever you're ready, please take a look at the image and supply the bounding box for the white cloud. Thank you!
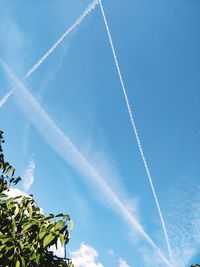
[22,160,35,191]
[119,258,130,267]
[71,243,104,267]
[5,188,29,198]
[50,239,64,258]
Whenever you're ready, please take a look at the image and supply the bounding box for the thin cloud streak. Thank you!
[0,91,12,109]
[24,0,99,79]
[98,1,174,265]
[1,60,171,267]
[22,160,35,192]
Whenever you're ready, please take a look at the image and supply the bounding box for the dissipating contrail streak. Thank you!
[0,91,13,109]
[98,0,174,265]
[1,59,172,267]
[24,0,99,79]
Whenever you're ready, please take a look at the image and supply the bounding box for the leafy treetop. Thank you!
[0,131,74,267]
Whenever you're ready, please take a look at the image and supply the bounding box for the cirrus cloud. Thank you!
[22,160,35,192]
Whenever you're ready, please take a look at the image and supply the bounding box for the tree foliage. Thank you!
[0,131,74,267]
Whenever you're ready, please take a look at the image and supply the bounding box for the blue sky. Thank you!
[0,0,200,266]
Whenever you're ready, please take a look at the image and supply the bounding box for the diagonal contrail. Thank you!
[1,59,172,267]
[0,91,13,109]
[98,0,174,265]
[2,0,99,108]
[24,0,99,79]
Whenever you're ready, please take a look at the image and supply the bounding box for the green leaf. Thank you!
[12,168,15,176]
[39,231,46,240]
[8,253,14,261]
[0,193,7,198]
[23,222,34,232]
[14,204,19,216]
[63,214,70,221]
[69,220,73,231]
[20,256,25,267]
[43,233,54,248]
[54,220,64,231]
[27,204,33,218]
[0,244,6,250]
[15,260,20,267]
[19,241,24,250]
[5,165,12,176]
[1,237,12,244]
[29,252,37,261]
[36,254,40,264]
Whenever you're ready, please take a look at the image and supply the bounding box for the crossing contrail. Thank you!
[1,59,172,267]
[98,0,174,265]
[24,0,99,79]
[0,91,13,109]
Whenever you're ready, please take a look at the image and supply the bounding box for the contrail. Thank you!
[1,60,171,267]
[0,91,13,109]
[2,1,98,109]
[24,0,99,79]
[98,0,174,265]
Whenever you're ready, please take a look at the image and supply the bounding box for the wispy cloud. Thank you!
[119,258,131,267]
[139,171,200,267]
[0,91,12,109]
[1,61,171,267]
[165,174,200,267]
[22,160,35,192]
[71,243,104,267]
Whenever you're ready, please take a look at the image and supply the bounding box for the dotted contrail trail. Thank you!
[1,59,172,267]
[24,0,99,79]
[98,0,174,265]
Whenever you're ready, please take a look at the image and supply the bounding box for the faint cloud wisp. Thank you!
[0,91,12,109]
[22,160,35,192]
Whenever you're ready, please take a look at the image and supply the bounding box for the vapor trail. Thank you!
[24,0,99,79]
[1,60,171,267]
[1,1,98,109]
[0,91,13,109]
[98,0,174,265]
